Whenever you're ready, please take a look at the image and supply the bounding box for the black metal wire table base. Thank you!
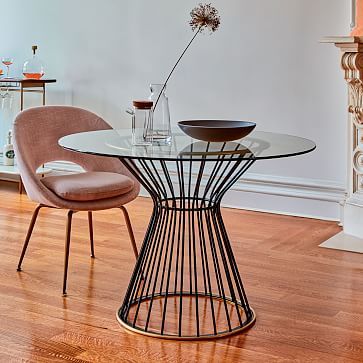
[118,153,257,340]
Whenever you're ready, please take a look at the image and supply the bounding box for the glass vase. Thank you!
[149,83,171,145]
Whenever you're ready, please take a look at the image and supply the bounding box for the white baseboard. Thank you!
[226,173,345,221]
[47,161,346,221]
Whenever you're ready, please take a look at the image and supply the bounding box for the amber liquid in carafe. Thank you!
[23,73,44,80]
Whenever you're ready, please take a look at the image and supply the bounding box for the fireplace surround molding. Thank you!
[321,36,363,252]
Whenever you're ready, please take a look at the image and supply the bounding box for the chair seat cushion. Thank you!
[41,172,134,201]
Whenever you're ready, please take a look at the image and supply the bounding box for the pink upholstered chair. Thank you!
[14,106,140,296]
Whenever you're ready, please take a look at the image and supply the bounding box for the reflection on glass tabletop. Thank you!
[59,129,316,161]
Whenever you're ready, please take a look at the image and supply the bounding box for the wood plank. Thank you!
[0,181,362,362]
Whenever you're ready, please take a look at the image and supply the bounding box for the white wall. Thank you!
[1,0,350,219]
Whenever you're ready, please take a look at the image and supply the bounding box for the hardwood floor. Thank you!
[0,182,362,362]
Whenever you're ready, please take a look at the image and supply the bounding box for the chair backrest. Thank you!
[14,106,137,204]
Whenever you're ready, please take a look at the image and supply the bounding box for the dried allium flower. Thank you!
[153,4,220,111]
[189,3,221,33]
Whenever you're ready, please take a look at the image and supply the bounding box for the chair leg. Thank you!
[88,211,95,258]
[18,178,24,194]
[120,206,138,259]
[17,204,44,271]
[63,210,74,296]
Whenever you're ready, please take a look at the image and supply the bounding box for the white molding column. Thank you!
[321,36,363,253]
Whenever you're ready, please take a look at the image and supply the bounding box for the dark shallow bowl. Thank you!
[178,120,256,142]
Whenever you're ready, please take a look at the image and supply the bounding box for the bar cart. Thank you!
[0,78,56,192]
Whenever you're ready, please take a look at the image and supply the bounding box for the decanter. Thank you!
[23,45,45,80]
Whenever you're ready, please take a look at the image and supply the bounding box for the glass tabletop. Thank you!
[59,129,316,161]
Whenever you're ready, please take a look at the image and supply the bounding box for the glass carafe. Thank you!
[149,83,171,145]
[23,45,45,80]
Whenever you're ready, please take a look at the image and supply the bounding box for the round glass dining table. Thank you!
[59,129,315,340]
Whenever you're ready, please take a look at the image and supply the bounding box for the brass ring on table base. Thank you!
[117,292,256,341]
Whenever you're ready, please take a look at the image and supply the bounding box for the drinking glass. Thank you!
[2,57,13,78]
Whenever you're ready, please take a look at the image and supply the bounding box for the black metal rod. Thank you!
[204,208,232,332]
[144,205,172,331]
[134,205,168,328]
[122,204,159,316]
[160,206,177,334]
[197,207,217,334]
[178,159,186,336]
[210,207,243,326]
[216,207,251,314]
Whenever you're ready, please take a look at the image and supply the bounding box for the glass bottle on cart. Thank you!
[23,46,45,80]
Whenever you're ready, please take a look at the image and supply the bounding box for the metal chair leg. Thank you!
[17,204,44,271]
[120,206,138,259]
[18,178,24,194]
[63,210,74,296]
[88,211,95,258]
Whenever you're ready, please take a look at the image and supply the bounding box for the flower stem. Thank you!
[153,27,202,111]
